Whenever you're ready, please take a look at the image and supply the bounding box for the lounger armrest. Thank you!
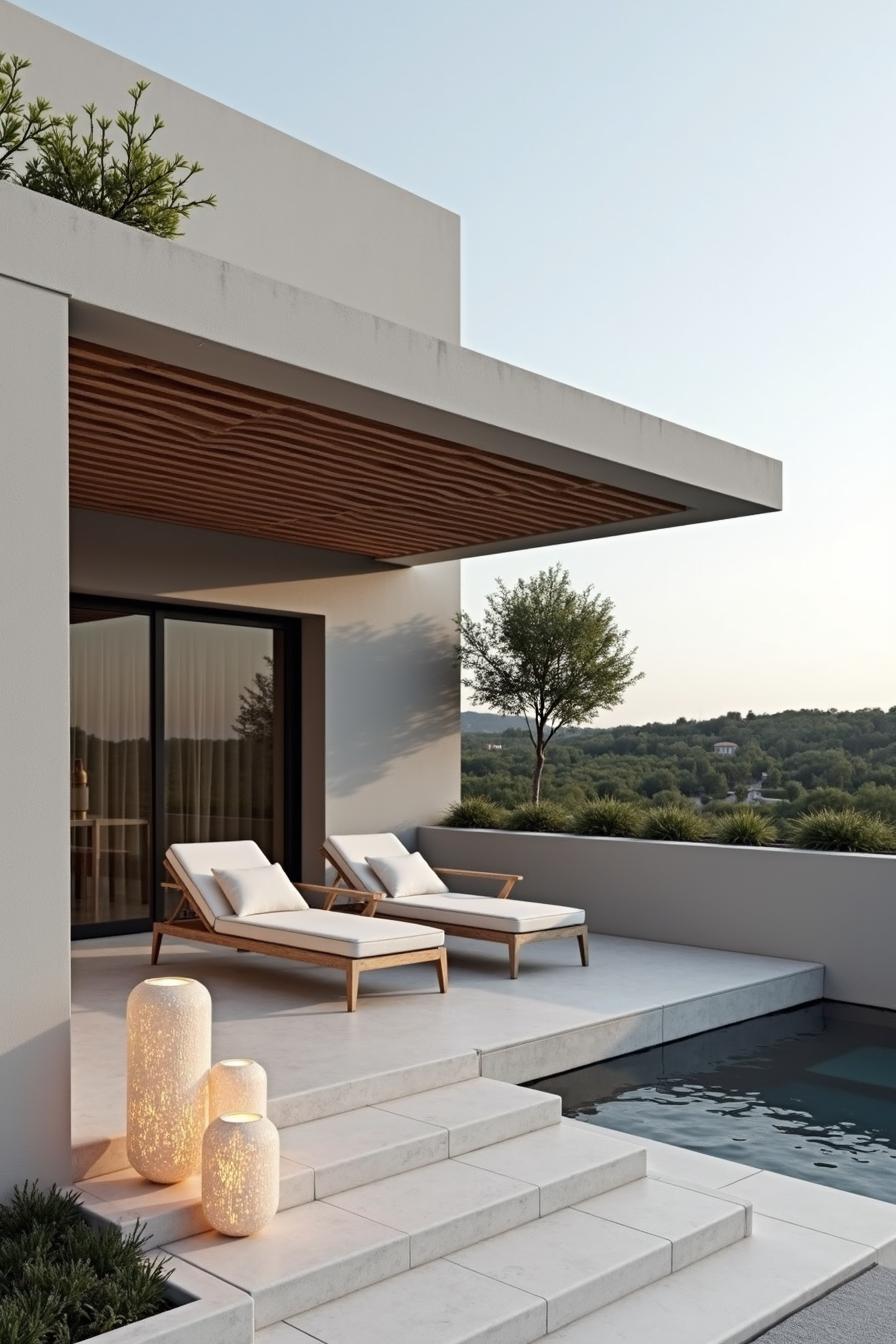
[432,867,523,899]
[293,881,385,915]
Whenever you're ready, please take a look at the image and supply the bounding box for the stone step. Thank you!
[454,1117,647,1215]
[277,1077,560,1197]
[547,1214,873,1343]
[372,1076,562,1155]
[165,1108,649,1328]
[273,1178,752,1342]
[76,1154,313,1248]
[168,1198,410,1331]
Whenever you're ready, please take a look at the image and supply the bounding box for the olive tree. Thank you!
[457,564,641,803]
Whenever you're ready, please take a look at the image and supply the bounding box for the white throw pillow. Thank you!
[365,851,449,899]
[212,863,309,917]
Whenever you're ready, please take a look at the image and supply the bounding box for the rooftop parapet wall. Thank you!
[0,1,460,340]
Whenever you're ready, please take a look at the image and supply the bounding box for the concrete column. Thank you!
[0,275,71,1192]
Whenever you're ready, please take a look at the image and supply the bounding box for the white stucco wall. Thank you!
[0,276,71,1193]
[71,512,461,846]
[0,1,460,340]
[419,827,896,1010]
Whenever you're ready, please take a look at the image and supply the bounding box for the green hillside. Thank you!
[462,706,896,819]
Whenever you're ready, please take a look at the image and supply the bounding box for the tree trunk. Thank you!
[531,742,546,803]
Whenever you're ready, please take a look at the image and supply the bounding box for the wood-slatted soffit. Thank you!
[68,341,683,560]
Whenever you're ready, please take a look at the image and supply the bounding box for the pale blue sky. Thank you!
[23,0,896,724]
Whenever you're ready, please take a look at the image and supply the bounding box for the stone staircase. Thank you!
[80,1077,763,1340]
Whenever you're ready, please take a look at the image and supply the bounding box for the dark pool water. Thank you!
[532,1001,896,1202]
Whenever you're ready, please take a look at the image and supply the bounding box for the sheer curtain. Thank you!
[164,620,275,854]
[69,613,150,921]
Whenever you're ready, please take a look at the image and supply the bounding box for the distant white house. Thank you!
[486,743,504,752]
[713,741,739,757]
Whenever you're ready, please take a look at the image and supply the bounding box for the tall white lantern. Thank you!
[209,1059,267,1122]
[202,1113,280,1236]
[126,976,212,1183]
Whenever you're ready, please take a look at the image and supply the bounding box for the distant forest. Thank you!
[461,707,896,820]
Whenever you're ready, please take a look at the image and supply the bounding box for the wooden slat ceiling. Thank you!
[68,341,684,560]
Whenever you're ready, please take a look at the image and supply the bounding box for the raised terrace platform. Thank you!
[70,932,896,1342]
[72,931,822,1179]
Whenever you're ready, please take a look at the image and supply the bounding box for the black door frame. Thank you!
[70,594,301,940]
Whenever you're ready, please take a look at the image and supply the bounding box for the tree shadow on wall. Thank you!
[325,616,458,799]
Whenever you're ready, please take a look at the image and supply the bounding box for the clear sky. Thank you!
[21,0,896,725]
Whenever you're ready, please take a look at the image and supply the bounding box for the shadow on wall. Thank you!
[326,616,458,799]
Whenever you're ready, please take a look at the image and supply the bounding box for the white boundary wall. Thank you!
[419,827,896,1010]
[0,276,72,1193]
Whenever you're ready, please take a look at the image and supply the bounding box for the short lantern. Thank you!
[126,976,212,1183]
[202,1113,280,1236]
[209,1058,267,1122]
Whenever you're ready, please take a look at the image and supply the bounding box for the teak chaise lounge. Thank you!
[154,841,447,1011]
[322,833,588,979]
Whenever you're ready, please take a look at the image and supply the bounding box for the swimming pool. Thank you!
[531,1000,896,1202]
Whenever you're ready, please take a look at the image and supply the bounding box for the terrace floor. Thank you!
[71,930,822,1178]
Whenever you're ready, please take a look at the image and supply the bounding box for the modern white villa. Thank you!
[2,5,896,1343]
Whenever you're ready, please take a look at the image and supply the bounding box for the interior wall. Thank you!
[0,277,71,1193]
[70,511,461,863]
[0,1,460,341]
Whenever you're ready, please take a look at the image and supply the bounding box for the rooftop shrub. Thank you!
[0,1181,172,1342]
[640,803,707,843]
[712,806,778,846]
[571,798,645,838]
[505,800,571,833]
[1,53,215,236]
[441,796,508,829]
[787,807,896,854]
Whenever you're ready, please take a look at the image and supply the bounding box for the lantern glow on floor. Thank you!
[209,1058,267,1121]
[202,1113,280,1236]
[126,977,212,1183]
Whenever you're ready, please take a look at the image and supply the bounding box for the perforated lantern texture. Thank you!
[209,1059,267,1122]
[126,977,212,1183]
[202,1114,280,1236]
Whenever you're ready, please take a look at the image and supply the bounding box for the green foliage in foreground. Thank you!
[639,803,708,843]
[505,801,572,833]
[712,807,778,846]
[0,1182,172,1343]
[570,798,645,837]
[787,807,896,854]
[441,796,508,829]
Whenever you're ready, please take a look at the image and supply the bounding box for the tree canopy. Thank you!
[457,565,641,801]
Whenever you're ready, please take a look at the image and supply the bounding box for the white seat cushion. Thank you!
[212,863,308,916]
[366,852,448,899]
[382,893,585,934]
[168,841,272,923]
[325,833,408,893]
[214,909,444,958]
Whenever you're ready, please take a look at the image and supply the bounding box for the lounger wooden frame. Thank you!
[321,847,589,980]
[153,858,448,1011]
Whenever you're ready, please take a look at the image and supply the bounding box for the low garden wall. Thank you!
[418,826,896,1010]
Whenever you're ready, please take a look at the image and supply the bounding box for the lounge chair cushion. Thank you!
[325,833,409,892]
[366,851,448,899]
[214,909,444,958]
[383,893,585,934]
[213,862,308,917]
[168,841,273,923]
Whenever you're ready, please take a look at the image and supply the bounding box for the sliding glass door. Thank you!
[70,600,297,937]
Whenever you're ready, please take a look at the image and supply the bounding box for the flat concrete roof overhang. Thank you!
[2,184,782,565]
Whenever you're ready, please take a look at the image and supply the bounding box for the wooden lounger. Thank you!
[154,842,447,1012]
[322,834,588,979]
